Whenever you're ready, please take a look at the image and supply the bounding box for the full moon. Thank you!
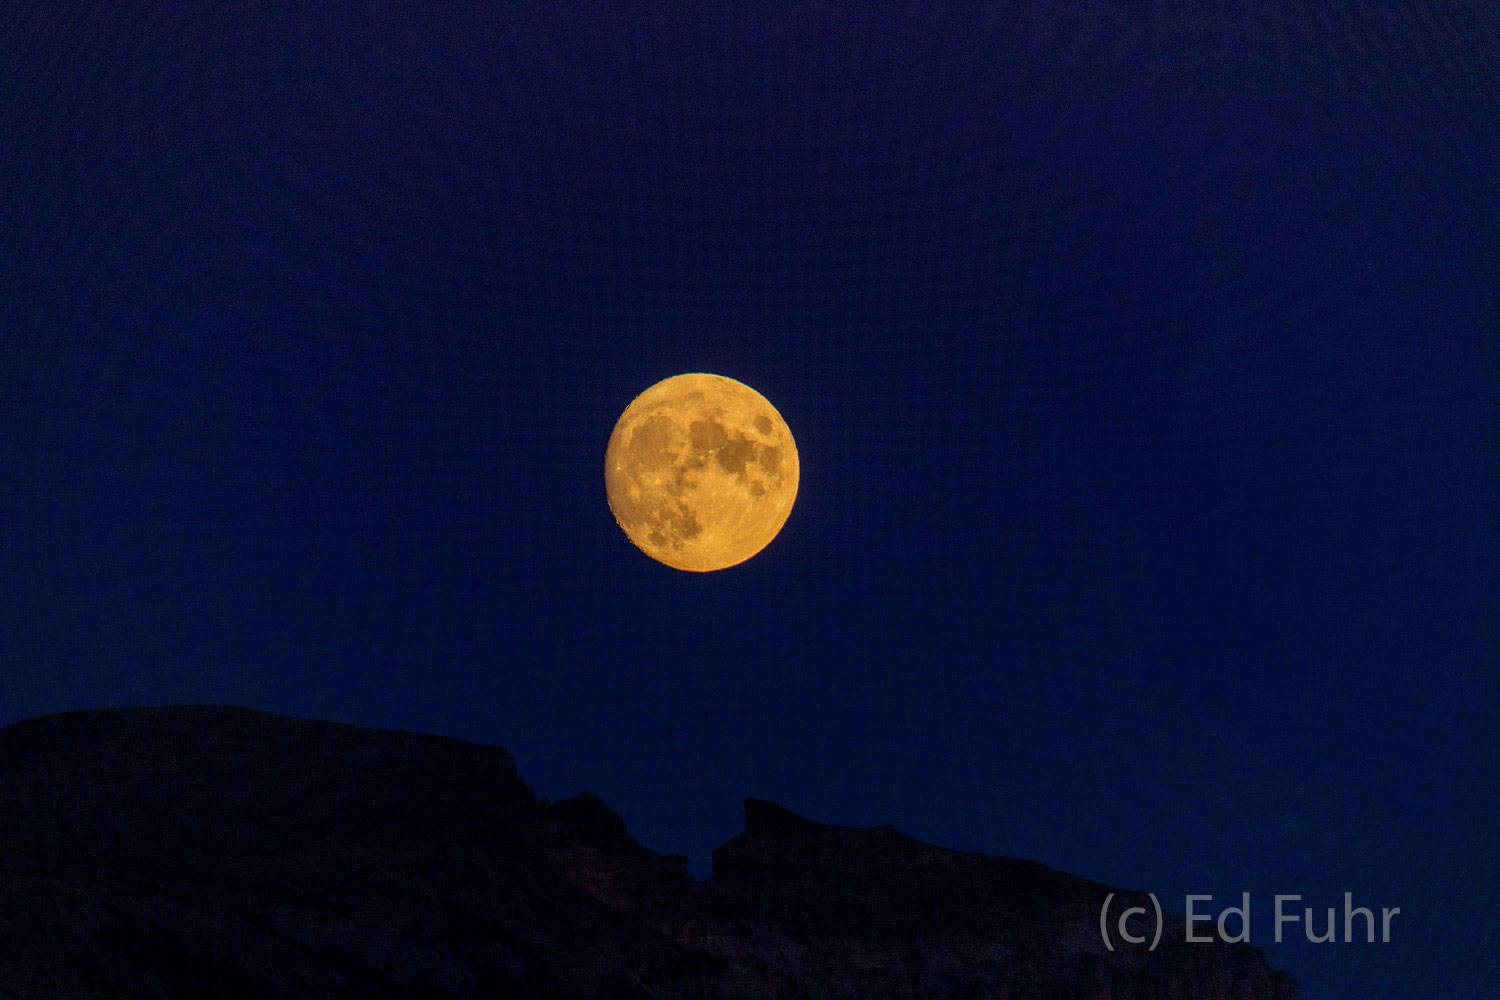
[605,373,799,572]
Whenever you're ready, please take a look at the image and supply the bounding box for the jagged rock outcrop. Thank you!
[0,707,1298,998]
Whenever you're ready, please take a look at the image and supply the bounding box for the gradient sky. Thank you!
[3,4,1497,997]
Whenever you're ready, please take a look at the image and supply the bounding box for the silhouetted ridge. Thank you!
[0,707,1298,999]
[0,705,532,876]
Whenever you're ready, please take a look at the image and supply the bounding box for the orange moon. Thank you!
[604,373,799,571]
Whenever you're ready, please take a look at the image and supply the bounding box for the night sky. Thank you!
[3,4,1497,997]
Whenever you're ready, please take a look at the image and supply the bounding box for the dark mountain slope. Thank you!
[0,707,1297,999]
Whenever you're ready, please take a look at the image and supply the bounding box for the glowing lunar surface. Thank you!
[605,373,799,571]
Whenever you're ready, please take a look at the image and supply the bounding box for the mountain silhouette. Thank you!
[0,707,1298,998]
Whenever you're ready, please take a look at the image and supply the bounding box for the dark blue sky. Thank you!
[3,4,1497,997]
